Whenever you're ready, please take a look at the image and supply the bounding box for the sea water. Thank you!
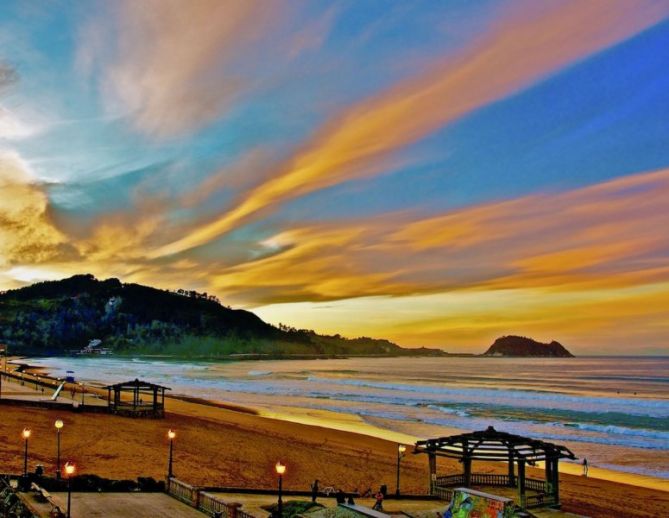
[28,356,669,480]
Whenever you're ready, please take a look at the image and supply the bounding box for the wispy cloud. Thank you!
[152,0,669,257]
[2,159,668,351]
[83,0,288,137]
[212,168,669,305]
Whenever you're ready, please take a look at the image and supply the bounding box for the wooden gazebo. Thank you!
[414,426,576,509]
[105,379,170,418]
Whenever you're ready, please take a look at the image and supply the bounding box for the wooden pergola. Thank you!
[414,426,576,509]
[105,379,170,418]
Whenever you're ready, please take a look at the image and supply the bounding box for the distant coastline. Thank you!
[2,276,579,360]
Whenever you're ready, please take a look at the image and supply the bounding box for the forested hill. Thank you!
[0,274,445,358]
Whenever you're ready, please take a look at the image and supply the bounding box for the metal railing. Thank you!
[470,473,511,487]
[435,473,546,490]
[432,486,455,501]
[435,474,464,487]
[525,493,556,508]
[524,478,546,492]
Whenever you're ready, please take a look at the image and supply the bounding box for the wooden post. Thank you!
[463,457,472,487]
[517,459,526,508]
[462,440,471,486]
[428,452,437,495]
[552,459,560,508]
[508,452,516,487]
[545,457,553,495]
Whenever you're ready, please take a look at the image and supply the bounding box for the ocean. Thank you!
[27,355,669,480]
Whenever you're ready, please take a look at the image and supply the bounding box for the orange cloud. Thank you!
[153,0,669,257]
[0,153,76,267]
[210,168,669,305]
[3,160,668,352]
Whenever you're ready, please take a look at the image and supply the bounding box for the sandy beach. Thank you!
[1,368,668,518]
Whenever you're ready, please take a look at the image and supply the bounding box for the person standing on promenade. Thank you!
[311,479,319,502]
[372,490,384,511]
[583,458,588,477]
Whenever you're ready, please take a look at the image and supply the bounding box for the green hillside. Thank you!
[0,274,444,358]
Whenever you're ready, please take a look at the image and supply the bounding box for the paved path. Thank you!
[532,509,589,518]
[0,374,106,407]
[209,493,444,517]
[47,492,205,517]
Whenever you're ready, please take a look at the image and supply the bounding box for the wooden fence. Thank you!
[435,473,546,490]
[432,485,454,501]
[525,493,556,508]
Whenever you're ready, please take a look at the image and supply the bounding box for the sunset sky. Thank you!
[1,1,669,354]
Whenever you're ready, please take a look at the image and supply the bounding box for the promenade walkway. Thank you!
[208,493,446,517]
[24,492,204,518]
[0,375,106,407]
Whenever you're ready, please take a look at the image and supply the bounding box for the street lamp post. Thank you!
[55,419,64,479]
[275,461,286,517]
[396,444,407,497]
[65,462,75,518]
[0,344,4,399]
[167,429,176,478]
[22,428,31,477]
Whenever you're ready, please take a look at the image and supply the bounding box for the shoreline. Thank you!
[6,355,668,493]
[2,359,669,516]
[252,403,669,493]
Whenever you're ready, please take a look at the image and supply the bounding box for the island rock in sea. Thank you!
[482,335,574,357]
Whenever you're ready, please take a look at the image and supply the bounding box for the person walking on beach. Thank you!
[582,458,588,477]
[311,479,319,502]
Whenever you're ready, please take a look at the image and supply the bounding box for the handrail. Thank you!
[525,493,556,508]
[432,486,454,502]
[167,477,196,505]
[167,480,259,518]
[434,473,546,491]
[198,491,230,517]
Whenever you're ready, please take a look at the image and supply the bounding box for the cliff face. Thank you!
[483,335,574,357]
